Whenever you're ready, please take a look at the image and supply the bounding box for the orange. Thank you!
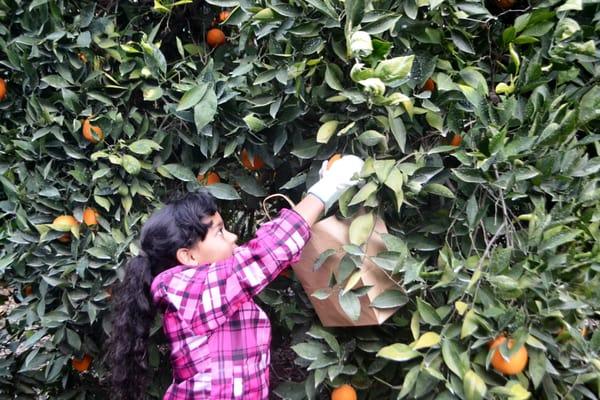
[23,285,33,296]
[489,335,528,375]
[241,149,265,171]
[0,78,6,101]
[78,52,87,63]
[83,207,99,227]
[327,154,342,170]
[450,134,463,146]
[197,171,221,185]
[495,0,516,9]
[331,384,357,400]
[82,118,104,143]
[422,78,436,93]
[71,354,92,372]
[53,215,79,243]
[206,28,226,48]
[218,10,230,22]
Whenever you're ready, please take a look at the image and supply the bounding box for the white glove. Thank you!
[308,155,364,210]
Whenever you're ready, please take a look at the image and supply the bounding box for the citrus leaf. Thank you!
[316,120,339,144]
[349,212,374,245]
[377,343,421,362]
[177,83,208,111]
[412,332,441,350]
[370,290,409,309]
[463,370,487,400]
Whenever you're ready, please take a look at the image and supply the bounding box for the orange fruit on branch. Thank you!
[331,384,357,400]
[421,78,436,93]
[206,28,226,48]
[218,10,230,22]
[489,335,528,375]
[83,207,99,227]
[0,78,6,101]
[71,354,92,372]
[53,215,79,243]
[450,134,463,147]
[241,149,265,171]
[82,118,104,143]
[197,171,221,185]
[327,154,342,170]
[495,0,516,10]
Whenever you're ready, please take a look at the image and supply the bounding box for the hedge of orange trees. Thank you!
[0,0,599,398]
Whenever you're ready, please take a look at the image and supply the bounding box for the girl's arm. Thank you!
[292,194,325,227]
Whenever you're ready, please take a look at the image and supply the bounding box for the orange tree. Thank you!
[0,0,599,399]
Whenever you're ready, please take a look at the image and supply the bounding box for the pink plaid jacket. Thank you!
[150,209,311,399]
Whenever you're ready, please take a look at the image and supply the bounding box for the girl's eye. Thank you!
[218,227,225,235]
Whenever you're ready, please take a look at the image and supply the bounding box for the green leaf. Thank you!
[377,343,421,362]
[291,342,325,361]
[314,249,336,271]
[19,329,48,353]
[42,75,70,88]
[388,112,407,152]
[311,288,332,300]
[528,350,546,389]
[235,175,267,197]
[205,183,241,200]
[338,290,361,321]
[358,130,386,147]
[370,290,409,309]
[194,89,218,131]
[417,298,442,325]
[463,370,487,400]
[398,366,419,398]
[578,85,600,125]
[425,111,444,132]
[176,83,208,111]
[423,183,455,198]
[129,139,162,155]
[160,164,196,181]
[305,0,338,20]
[142,85,163,101]
[461,310,478,339]
[345,0,365,28]
[325,63,344,91]
[121,155,141,175]
[442,338,465,378]
[343,270,362,294]
[539,230,581,251]
[349,212,374,245]
[451,31,475,54]
[316,120,339,144]
[375,55,415,81]
[412,332,441,350]
[349,181,378,206]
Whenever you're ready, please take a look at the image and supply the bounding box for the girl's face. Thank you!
[176,212,238,266]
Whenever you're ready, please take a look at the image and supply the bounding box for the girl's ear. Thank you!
[176,248,194,266]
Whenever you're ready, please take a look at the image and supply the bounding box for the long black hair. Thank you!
[105,190,218,400]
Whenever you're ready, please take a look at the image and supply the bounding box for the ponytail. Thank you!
[105,190,218,398]
[106,254,155,400]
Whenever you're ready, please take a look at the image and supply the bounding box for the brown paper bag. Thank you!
[263,195,400,327]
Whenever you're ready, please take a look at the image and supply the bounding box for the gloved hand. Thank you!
[308,155,365,210]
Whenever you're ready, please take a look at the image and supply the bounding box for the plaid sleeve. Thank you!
[181,208,310,336]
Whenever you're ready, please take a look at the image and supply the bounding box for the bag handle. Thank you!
[262,193,296,221]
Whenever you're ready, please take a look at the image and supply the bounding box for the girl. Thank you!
[106,155,364,400]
